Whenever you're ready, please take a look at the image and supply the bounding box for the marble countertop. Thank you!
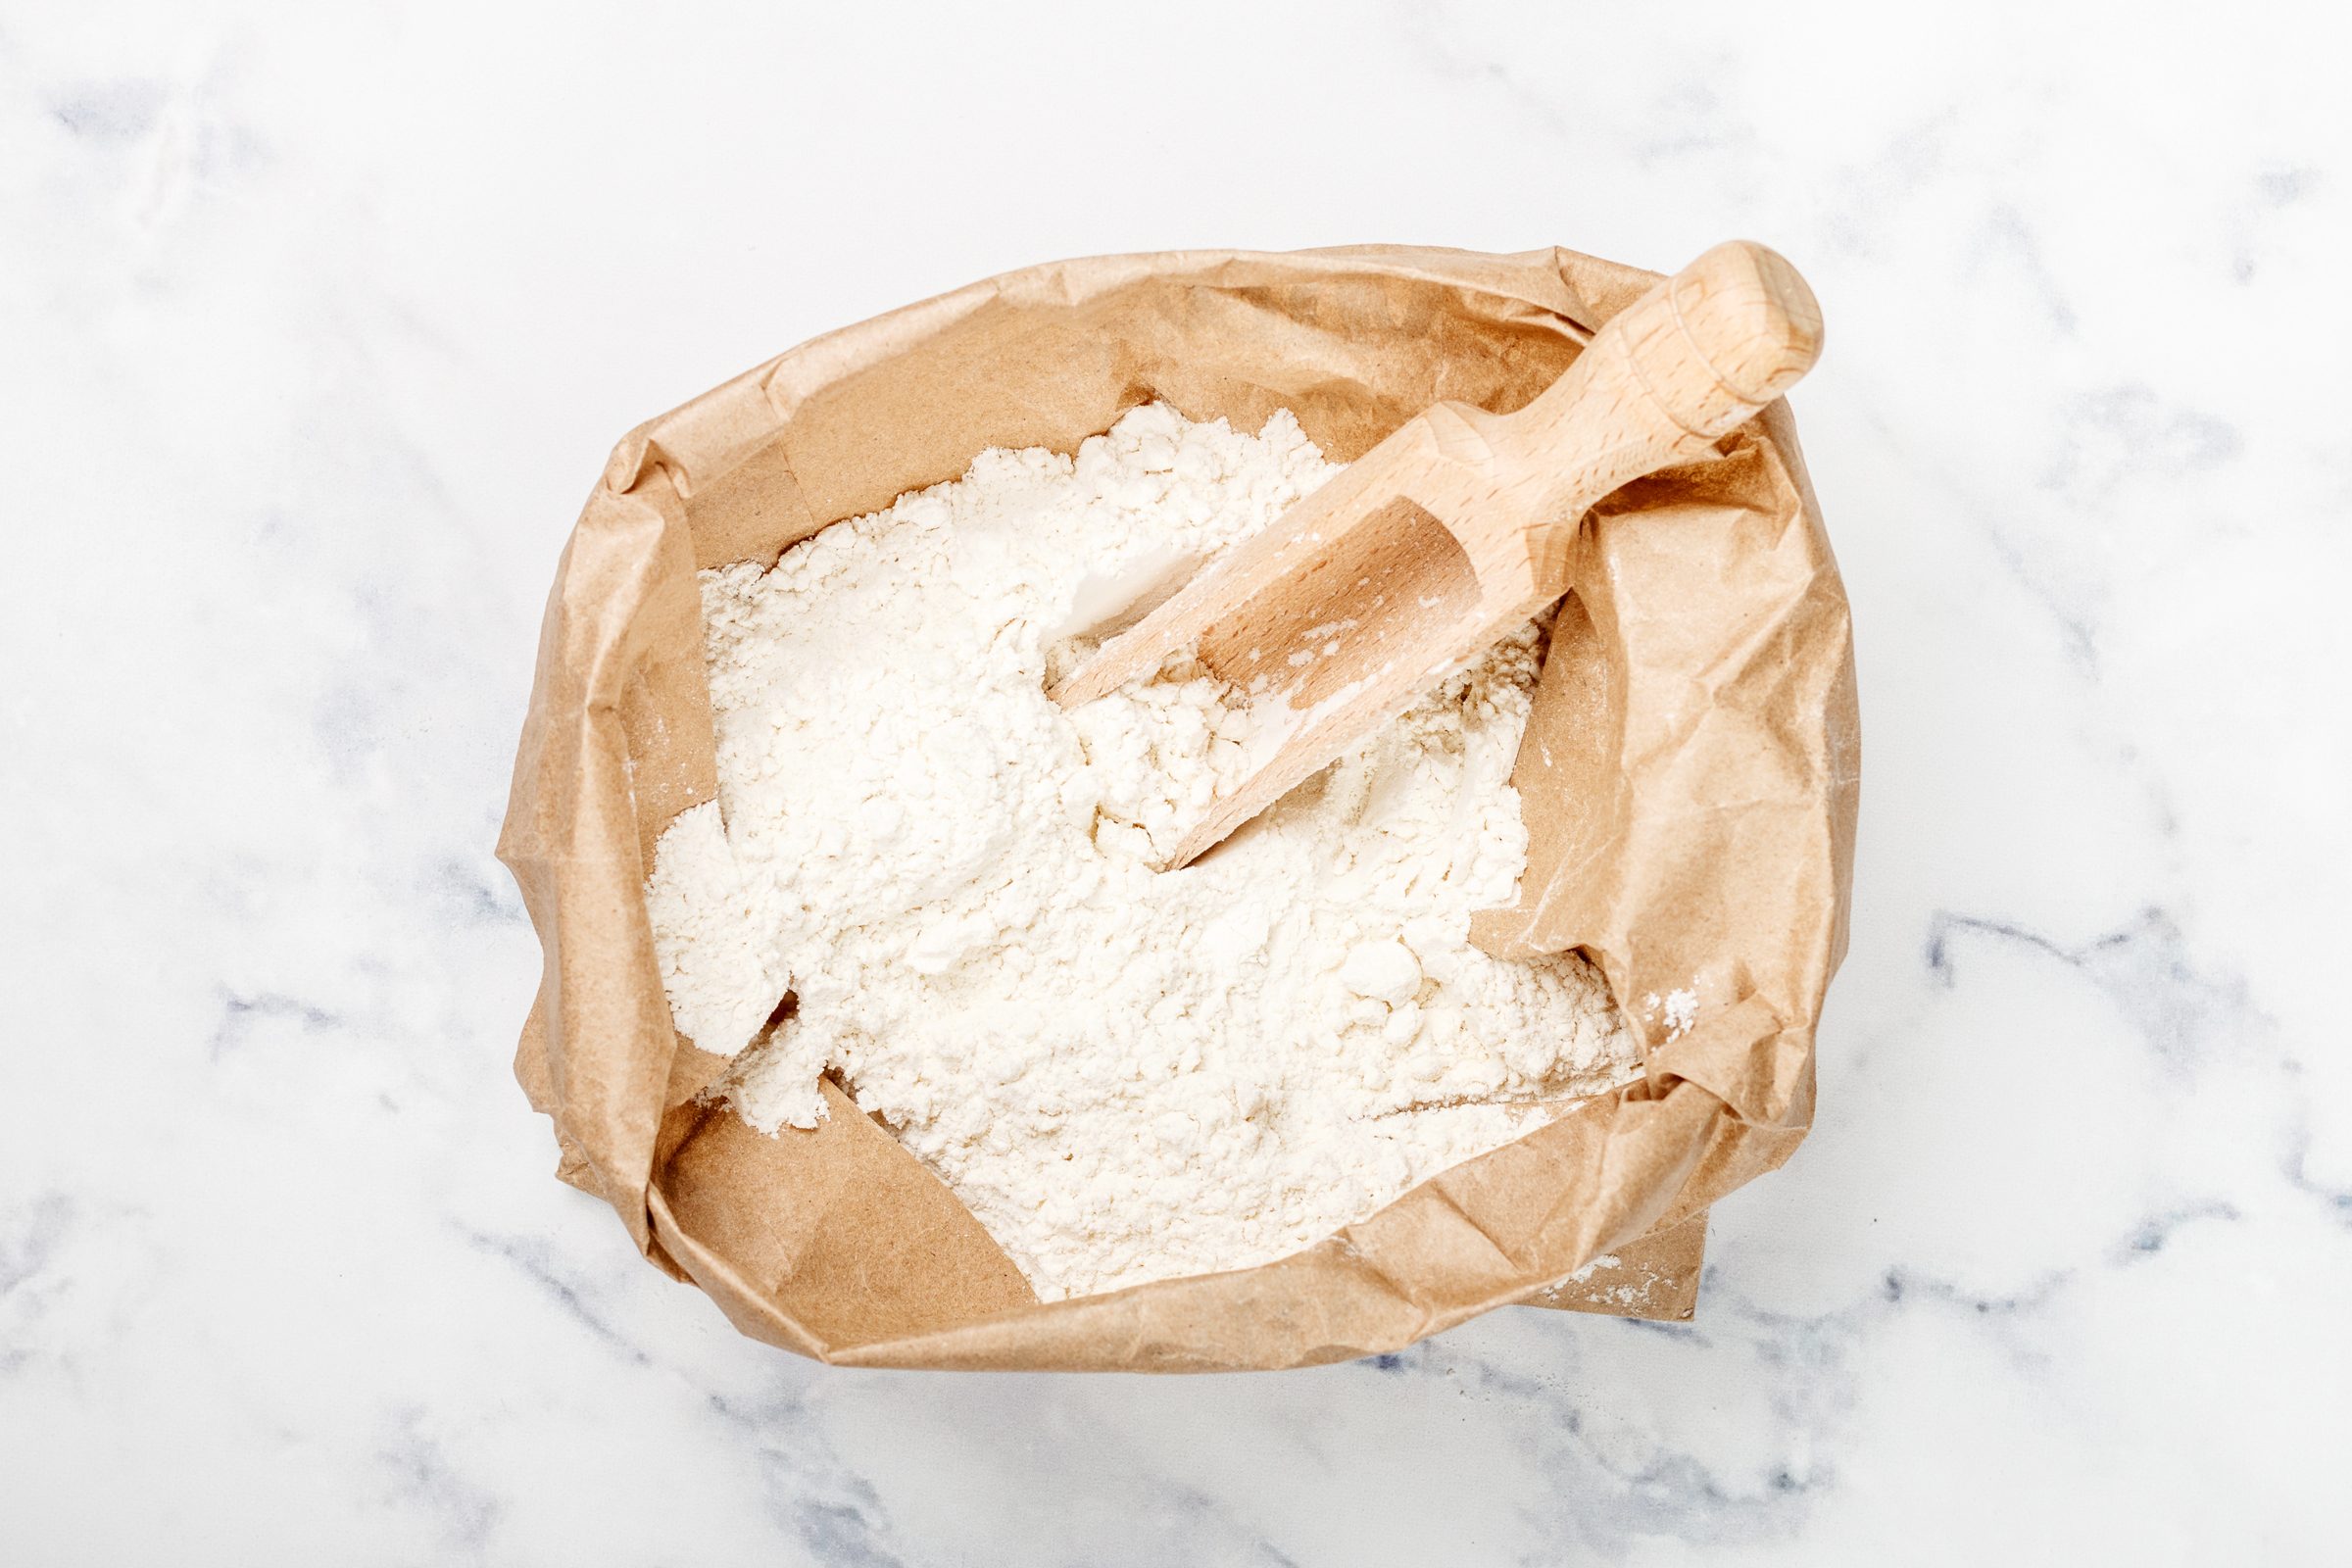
[6,1,2345,1561]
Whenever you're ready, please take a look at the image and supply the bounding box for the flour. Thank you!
[645,404,1637,1301]
[1643,987,1700,1041]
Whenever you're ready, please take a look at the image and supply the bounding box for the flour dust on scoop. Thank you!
[645,405,1636,1301]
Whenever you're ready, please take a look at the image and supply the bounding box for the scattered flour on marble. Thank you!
[645,404,1637,1301]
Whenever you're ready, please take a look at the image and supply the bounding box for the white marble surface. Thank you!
[6,0,2347,1560]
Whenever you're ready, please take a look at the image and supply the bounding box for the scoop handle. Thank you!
[1502,240,1823,534]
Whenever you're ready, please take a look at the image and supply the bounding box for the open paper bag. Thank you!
[498,245,1858,1371]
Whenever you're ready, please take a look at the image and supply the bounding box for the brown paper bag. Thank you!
[497,245,1857,1371]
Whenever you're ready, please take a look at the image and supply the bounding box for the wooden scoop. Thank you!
[1052,240,1823,869]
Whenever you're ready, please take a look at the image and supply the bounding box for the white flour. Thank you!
[646,405,1636,1300]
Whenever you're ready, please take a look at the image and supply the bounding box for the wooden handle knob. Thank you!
[1625,240,1823,437]
[1494,241,1823,559]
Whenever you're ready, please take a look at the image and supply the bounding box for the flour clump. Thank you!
[645,404,1637,1301]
